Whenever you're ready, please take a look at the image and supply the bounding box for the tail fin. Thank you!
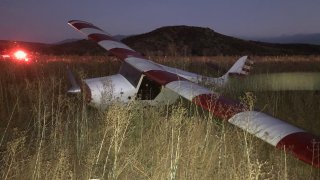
[204,56,254,87]
[225,56,254,78]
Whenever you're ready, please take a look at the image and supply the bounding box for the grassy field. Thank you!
[0,55,319,179]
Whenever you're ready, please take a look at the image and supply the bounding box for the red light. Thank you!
[14,50,27,60]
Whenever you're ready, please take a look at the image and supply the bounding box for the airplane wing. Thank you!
[68,20,253,87]
[68,20,144,60]
[68,20,320,169]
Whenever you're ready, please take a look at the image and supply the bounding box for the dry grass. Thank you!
[0,55,319,179]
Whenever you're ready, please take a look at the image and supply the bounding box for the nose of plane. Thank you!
[84,74,137,108]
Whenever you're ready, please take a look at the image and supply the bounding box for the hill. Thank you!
[122,26,320,56]
[2,26,320,56]
[0,39,105,56]
[0,40,50,53]
[44,39,105,55]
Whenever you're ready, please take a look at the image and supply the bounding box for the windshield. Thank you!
[119,62,142,87]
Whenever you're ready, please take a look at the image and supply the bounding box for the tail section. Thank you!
[219,56,253,83]
[225,56,254,77]
[158,56,254,88]
[204,56,254,87]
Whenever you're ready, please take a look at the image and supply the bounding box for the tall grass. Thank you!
[0,55,319,179]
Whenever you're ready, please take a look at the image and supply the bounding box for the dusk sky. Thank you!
[1,0,320,43]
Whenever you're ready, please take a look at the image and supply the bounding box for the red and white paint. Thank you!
[68,20,320,169]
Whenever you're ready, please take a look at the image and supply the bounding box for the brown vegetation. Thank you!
[0,55,319,179]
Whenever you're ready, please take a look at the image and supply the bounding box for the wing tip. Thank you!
[68,20,93,25]
[68,20,104,32]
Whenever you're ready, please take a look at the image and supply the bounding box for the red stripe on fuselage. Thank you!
[192,94,245,119]
[144,70,186,85]
[276,132,320,168]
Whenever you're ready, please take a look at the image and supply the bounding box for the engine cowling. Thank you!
[84,74,137,108]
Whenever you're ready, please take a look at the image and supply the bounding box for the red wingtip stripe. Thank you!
[276,132,320,168]
[71,22,103,31]
[192,94,246,119]
[144,70,186,85]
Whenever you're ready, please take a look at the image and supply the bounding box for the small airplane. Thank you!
[67,52,252,108]
[67,20,319,169]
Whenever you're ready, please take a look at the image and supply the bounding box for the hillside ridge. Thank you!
[2,26,320,56]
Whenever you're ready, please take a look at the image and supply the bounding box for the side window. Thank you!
[119,62,142,87]
[137,76,161,100]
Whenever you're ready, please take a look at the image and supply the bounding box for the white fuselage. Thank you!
[72,56,252,109]
[84,62,179,108]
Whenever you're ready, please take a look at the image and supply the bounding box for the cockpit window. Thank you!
[137,76,161,100]
[119,62,142,87]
